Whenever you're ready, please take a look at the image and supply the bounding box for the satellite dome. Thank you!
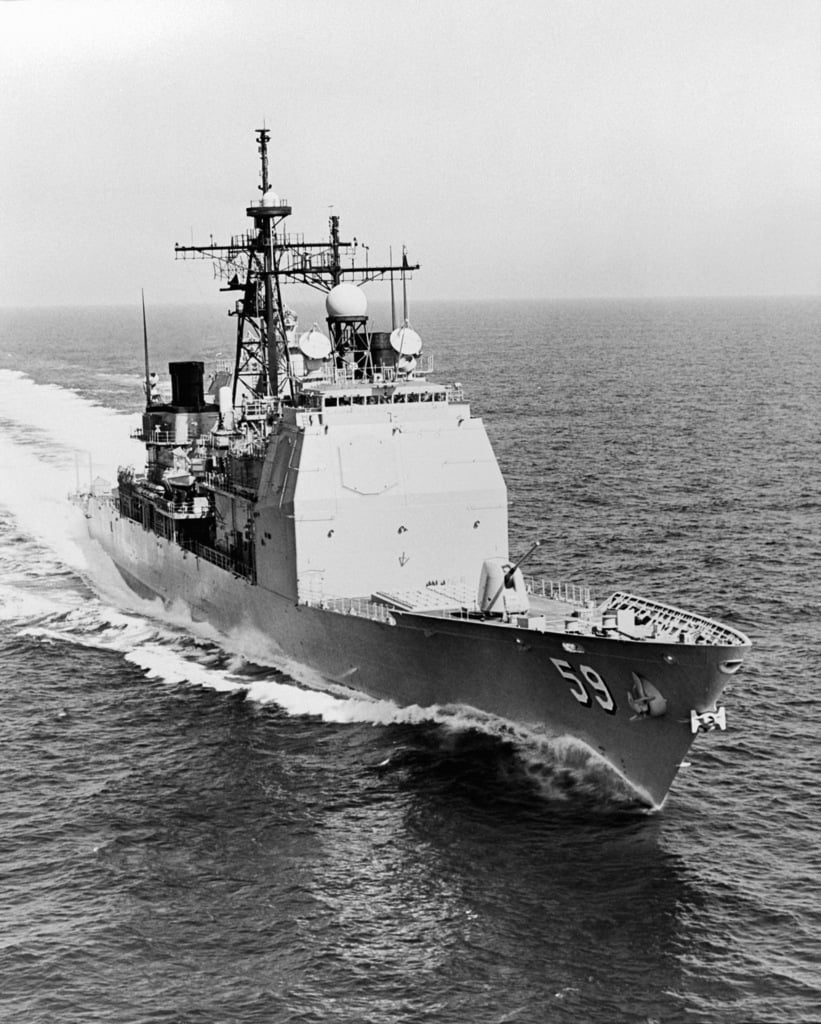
[260,189,280,207]
[326,283,368,319]
[389,325,422,356]
[298,326,332,360]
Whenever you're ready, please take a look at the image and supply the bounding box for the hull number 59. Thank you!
[549,658,617,714]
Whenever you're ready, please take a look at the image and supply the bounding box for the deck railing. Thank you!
[179,539,255,581]
[307,596,396,624]
[522,576,592,608]
[131,425,201,444]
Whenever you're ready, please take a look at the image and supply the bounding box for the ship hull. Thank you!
[82,496,745,807]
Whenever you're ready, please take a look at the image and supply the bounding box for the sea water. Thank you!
[0,298,819,1023]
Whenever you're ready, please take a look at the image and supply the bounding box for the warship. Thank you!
[75,129,750,808]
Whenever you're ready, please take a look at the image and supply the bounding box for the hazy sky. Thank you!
[3,0,820,306]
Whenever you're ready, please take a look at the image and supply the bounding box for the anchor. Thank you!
[627,672,668,719]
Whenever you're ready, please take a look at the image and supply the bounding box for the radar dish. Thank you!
[326,283,368,319]
[389,326,422,356]
[298,326,332,360]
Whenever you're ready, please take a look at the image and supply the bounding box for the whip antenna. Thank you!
[142,289,151,409]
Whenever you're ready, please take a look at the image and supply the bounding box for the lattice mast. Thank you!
[174,128,292,406]
[244,127,292,401]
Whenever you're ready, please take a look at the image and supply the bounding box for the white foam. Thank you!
[0,583,75,622]
[0,369,141,467]
[120,635,429,724]
[0,370,143,573]
[125,644,236,689]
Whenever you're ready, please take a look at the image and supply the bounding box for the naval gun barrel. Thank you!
[504,539,542,588]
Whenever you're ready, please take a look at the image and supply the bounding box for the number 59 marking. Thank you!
[549,658,617,715]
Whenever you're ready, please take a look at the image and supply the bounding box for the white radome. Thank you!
[260,189,280,207]
[389,325,422,355]
[326,283,368,319]
[298,326,332,360]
